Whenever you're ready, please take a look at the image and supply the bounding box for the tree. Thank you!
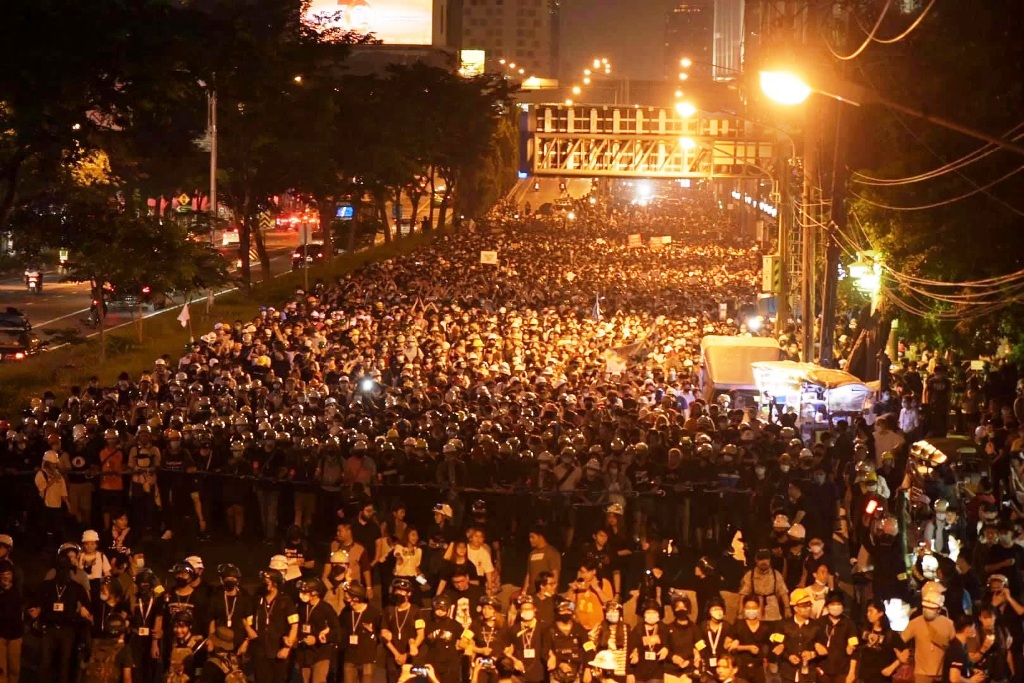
[0,0,208,230]
[847,0,1024,355]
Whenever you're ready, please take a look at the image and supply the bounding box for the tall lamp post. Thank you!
[759,69,1024,365]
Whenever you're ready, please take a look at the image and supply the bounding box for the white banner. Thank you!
[479,250,498,265]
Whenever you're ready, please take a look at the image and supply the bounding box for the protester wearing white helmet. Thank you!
[35,451,68,543]
[901,581,955,681]
[78,530,111,595]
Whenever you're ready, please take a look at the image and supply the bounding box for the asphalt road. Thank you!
[0,230,301,340]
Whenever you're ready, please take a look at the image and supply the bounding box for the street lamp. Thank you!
[678,72,689,81]
[759,71,812,106]
[583,77,591,85]
[760,69,1024,156]
[675,101,697,118]
[680,57,693,68]
[593,59,602,69]
[572,85,582,95]
[678,136,697,151]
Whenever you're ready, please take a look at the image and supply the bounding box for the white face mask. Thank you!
[134,558,145,569]
[743,608,760,620]
[605,611,619,624]
[644,612,660,625]
[519,610,535,622]
[710,608,724,621]
[779,464,791,473]
[827,604,843,617]
[299,592,311,603]
[810,544,824,556]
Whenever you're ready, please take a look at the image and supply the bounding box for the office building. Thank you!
[460,0,557,77]
[664,1,713,81]
[712,0,744,81]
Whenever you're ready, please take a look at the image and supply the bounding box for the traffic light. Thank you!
[761,254,782,293]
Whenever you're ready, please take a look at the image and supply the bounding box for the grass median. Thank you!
[0,233,436,420]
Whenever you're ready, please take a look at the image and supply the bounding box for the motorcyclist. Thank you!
[24,265,42,293]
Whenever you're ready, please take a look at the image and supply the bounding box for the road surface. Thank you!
[0,231,300,339]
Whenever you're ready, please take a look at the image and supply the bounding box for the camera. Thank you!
[478,657,495,669]
[412,666,430,677]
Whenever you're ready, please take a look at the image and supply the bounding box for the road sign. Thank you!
[298,222,313,245]
[176,193,192,213]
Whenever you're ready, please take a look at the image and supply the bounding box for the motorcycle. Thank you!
[25,271,41,294]
[85,299,106,328]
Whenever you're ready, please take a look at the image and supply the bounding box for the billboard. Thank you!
[459,50,485,78]
[305,0,433,46]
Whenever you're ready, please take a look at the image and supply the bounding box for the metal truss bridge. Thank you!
[521,104,777,179]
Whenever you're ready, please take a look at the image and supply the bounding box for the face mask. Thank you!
[1000,534,1013,545]
[556,613,574,624]
[134,558,146,569]
[827,604,843,617]
[394,593,409,604]
[813,475,825,485]
[865,484,878,493]
[922,607,939,621]
[331,566,346,578]
[644,612,660,625]
[743,609,760,620]
[100,590,111,602]
[606,611,620,624]
[810,545,824,556]
[519,609,535,622]
[174,577,190,589]
[710,608,724,621]
[299,592,311,603]
[755,467,766,479]
[222,578,238,590]
[779,464,790,473]
[256,584,270,597]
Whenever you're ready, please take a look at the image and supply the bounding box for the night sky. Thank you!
[558,0,680,83]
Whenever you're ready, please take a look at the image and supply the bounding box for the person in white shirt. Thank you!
[466,528,496,593]
[392,527,423,578]
[78,529,111,596]
[899,395,921,437]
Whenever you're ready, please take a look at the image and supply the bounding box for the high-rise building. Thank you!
[712,0,744,81]
[664,2,713,81]
[460,0,556,78]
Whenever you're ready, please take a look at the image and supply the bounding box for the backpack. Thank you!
[209,653,246,683]
[82,638,123,683]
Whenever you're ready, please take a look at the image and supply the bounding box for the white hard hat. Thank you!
[185,555,204,571]
[81,530,100,543]
[772,514,791,529]
[588,650,618,671]
[43,451,60,464]
[268,555,288,572]
[787,523,806,540]
[330,549,350,565]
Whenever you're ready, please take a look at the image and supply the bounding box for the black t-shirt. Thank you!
[252,592,299,657]
[730,619,771,670]
[352,519,381,563]
[338,604,381,665]
[941,637,971,683]
[858,627,900,683]
[67,444,99,483]
[208,588,254,646]
[985,543,1024,596]
[382,604,424,655]
[163,587,208,634]
[33,578,90,626]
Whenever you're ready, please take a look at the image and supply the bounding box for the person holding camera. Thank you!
[460,595,509,683]
[570,560,613,635]
[421,595,463,683]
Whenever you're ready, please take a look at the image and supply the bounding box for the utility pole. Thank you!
[800,102,819,363]
[208,87,218,243]
[775,140,791,323]
[819,103,846,368]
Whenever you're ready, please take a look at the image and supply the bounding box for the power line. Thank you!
[827,0,893,61]
[872,0,939,44]
[851,163,1024,211]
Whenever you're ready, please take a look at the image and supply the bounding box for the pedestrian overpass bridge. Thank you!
[521,103,778,179]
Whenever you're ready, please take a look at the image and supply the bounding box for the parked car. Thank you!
[0,328,45,361]
[105,284,170,311]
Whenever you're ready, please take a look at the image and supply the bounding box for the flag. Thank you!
[177,303,190,328]
[592,294,601,321]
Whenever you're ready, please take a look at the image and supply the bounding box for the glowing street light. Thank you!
[675,101,697,118]
[678,136,697,151]
[674,89,683,98]
[759,71,813,106]
[584,69,591,76]
[593,59,602,69]
[680,57,693,68]
[509,62,516,69]
[293,75,303,83]
[601,58,609,65]
[678,72,689,81]
[499,59,506,65]
[565,99,574,106]
[571,85,582,95]
[583,77,591,85]
[518,68,525,74]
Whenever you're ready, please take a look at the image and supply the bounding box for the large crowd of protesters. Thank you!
[0,190,1023,683]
